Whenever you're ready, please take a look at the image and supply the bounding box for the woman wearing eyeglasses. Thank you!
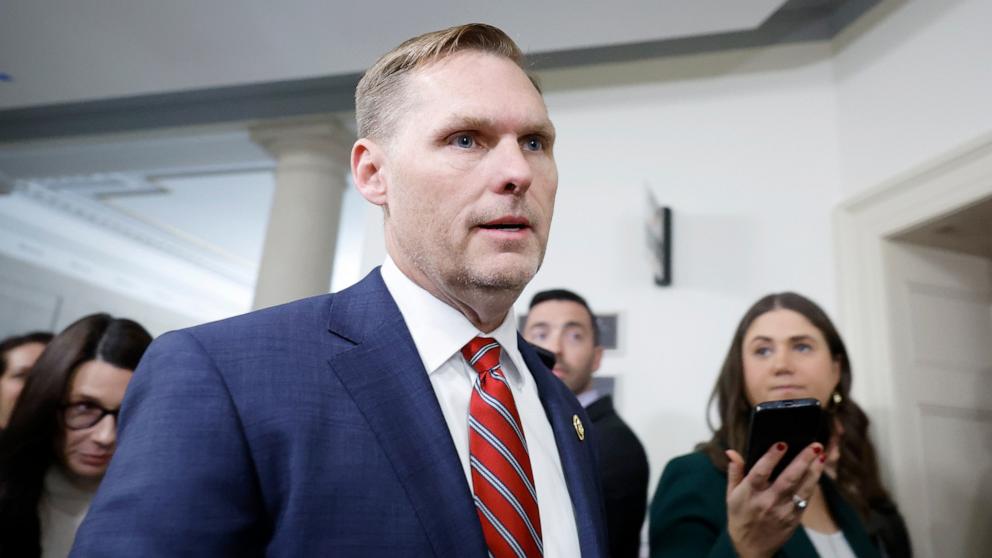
[0,313,151,557]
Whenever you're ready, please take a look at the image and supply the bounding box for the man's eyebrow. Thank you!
[440,114,556,139]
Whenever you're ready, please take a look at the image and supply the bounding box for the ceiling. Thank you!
[0,0,879,142]
[0,0,792,110]
[896,196,992,261]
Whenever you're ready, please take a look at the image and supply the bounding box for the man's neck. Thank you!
[387,254,520,333]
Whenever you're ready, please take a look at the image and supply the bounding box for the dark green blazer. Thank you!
[649,452,880,558]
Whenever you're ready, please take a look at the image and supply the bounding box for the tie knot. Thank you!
[461,337,502,376]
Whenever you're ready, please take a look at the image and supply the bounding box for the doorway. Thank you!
[835,135,992,557]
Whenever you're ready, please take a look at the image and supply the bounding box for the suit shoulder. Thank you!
[654,451,726,508]
[650,452,735,557]
[184,293,334,342]
[651,451,726,519]
[661,452,723,482]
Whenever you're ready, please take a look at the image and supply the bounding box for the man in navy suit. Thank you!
[72,23,607,557]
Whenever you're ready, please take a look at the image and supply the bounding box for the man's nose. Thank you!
[491,137,533,195]
[541,334,561,355]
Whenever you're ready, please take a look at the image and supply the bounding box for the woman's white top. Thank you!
[804,527,858,558]
[39,467,95,558]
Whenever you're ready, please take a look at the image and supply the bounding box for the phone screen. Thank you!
[744,398,826,482]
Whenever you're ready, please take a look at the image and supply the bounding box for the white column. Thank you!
[250,117,354,310]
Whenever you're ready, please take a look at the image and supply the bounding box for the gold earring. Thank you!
[832,391,843,406]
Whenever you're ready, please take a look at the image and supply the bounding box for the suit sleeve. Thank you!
[648,455,737,558]
[70,330,265,557]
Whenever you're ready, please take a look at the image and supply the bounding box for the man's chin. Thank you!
[464,257,540,291]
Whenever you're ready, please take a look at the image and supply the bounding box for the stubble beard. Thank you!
[388,202,547,320]
[418,242,542,298]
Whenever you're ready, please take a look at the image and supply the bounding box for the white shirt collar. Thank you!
[576,388,601,408]
[380,257,525,380]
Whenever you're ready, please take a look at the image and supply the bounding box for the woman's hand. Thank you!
[724,442,826,558]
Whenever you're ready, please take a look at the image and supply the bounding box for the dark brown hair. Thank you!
[699,292,893,522]
[0,314,151,557]
[0,331,54,378]
[355,23,538,141]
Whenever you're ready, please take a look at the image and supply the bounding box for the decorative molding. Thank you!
[918,402,992,423]
[250,115,355,167]
[16,177,254,286]
[0,201,247,321]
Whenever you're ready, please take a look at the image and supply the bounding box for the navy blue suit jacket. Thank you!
[71,269,607,556]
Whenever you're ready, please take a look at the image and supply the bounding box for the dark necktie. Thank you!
[461,337,544,558]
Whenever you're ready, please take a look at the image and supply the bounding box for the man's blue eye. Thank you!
[523,137,543,151]
[454,134,474,148]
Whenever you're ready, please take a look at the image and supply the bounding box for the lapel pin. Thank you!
[572,414,585,441]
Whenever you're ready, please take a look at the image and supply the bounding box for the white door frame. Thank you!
[833,133,992,550]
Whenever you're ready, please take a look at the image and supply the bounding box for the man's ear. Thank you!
[352,138,387,206]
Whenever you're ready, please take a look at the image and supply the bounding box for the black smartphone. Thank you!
[744,398,827,482]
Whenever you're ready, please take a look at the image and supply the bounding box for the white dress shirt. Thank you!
[576,388,601,409]
[381,258,581,558]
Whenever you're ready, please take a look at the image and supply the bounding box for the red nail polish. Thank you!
[813,446,822,455]
[819,454,827,463]
[776,442,786,451]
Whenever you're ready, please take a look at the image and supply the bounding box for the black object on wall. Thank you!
[647,197,672,286]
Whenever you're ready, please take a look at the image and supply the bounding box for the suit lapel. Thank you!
[325,270,484,557]
[822,478,881,558]
[781,527,818,557]
[518,335,607,557]
[583,395,613,423]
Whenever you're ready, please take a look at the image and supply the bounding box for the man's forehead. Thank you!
[405,51,547,111]
[527,300,593,325]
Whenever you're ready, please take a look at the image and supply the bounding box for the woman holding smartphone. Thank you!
[649,292,909,558]
[0,314,152,557]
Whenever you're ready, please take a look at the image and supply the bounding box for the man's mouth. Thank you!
[478,216,531,232]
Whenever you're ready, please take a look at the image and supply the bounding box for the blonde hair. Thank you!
[355,23,539,141]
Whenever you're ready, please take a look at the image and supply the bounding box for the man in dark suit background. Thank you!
[71,24,607,557]
[524,289,650,558]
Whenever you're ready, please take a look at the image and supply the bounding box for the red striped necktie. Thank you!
[461,337,544,558]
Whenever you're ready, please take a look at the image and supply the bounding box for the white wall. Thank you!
[833,0,992,196]
[509,42,845,489]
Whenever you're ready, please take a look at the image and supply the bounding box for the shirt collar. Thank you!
[576,388,601,408]
[380,257,524,379]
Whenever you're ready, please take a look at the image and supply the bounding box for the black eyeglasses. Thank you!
[61,401,120,430]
